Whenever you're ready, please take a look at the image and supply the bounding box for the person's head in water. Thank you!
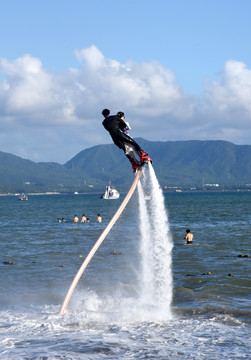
[186,229,190,234]
[117,111,125,119]
[102,109,110,118]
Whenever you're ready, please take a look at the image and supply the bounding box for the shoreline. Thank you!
[0,188,250,197]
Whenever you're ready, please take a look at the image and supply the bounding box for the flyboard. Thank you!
[60,167,143,315]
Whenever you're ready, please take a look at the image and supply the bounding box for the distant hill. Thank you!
[0,139,250,193]
[0,151,90,193]
[65,139,251,188]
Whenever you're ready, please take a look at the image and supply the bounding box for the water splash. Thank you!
[138,163,173,320]
[61,163,173,322]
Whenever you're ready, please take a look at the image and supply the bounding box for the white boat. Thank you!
[18,194,28,201]
[102,185,120,199]
[144,191,151,200]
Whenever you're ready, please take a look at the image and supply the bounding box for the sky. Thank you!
[0,0,251,164]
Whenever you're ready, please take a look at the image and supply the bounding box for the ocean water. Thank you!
[0,166,250,359]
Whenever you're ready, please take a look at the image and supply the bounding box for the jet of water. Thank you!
[138,163,173,320]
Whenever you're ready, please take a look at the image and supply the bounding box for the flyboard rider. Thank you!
[102,109,152,172]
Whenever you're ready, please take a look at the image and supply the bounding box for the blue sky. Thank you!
[0,0,251,163]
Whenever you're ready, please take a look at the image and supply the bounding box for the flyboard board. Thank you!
[60,167,143,315]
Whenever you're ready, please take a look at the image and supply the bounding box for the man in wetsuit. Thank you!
[102,109,152,172]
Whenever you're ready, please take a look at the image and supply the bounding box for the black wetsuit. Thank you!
[102,115,142,153]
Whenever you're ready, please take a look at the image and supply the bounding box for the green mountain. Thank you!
[65,139,251,188]
[0,139,250,193]
[0,151,85,193]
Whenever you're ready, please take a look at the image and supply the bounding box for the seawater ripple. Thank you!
[0,191,250,359]
[0,306,249,359]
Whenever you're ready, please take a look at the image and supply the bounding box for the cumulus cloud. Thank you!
[0,54,80,128]
[0,46,250,162]
[191,60,251,143]
[201,60,251,121]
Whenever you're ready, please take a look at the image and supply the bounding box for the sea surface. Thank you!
[0,171,250,359]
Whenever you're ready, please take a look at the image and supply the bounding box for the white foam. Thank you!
[137,164,173,320]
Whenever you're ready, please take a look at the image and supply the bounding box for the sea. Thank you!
[0,164,250,360]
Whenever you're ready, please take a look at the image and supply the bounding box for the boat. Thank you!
[102,184,120,199]
[18,194,28,201]
[144,191,151,200]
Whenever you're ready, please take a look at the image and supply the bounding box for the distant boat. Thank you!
[18,194,28,201]
[74,192,79,194]
[144,191,151,200]
[102,184,120,199]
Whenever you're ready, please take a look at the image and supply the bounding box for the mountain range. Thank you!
[0,139,250,193]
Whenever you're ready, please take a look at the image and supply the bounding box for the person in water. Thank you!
[184,229,193,244]
[81,214,87,223]
[102,109,152,172]
[73,215,79,223]
[96,213,102,222]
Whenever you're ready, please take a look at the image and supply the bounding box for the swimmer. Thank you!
[81,214,87,223]
[184,229,193,244]
[96,213,102,222]
[73,215,79,223]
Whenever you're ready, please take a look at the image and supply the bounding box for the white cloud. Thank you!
[189,60,251,144]
[0,55,53,113]
[0,47,251,163]
[73,45,193,119]
[0,54,80,128]
[201,60,251,122]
